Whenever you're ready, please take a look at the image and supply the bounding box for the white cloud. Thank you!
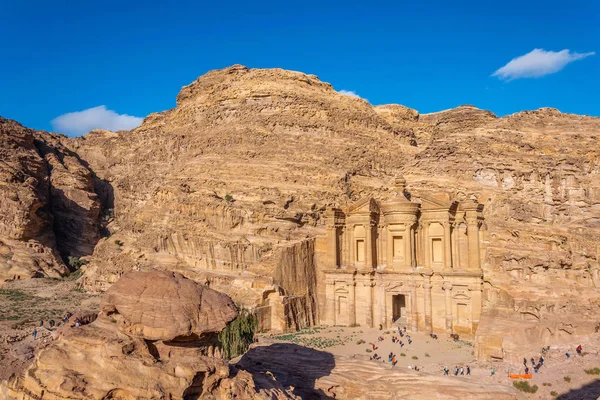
[339,89,365,100]
[493,48,595,80]
[51,105,144,136]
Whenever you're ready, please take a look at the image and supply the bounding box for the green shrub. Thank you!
[349,323,360,327]
[563,376,571,383]
[400,353,406,357]
[218,308,257,360]
[356,339,365,345]
[550,391,558,397]
[224,194,234,202]
[542,382,552,386]
[365,348,372,353]
[412,356,418,360]
[584,367,600,375]
[67,256,88,270]
[512,381,538,393]
[114,240,124,246]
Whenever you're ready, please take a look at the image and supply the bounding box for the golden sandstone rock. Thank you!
[0,271,296,399]
[1,64,600,379]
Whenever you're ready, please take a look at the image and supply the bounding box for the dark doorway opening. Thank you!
[392,294,407,323]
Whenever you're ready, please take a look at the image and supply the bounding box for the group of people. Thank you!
[443,365,471,376]
[523,356,544,374]
[32,312,82,340]
[566,344,584,359]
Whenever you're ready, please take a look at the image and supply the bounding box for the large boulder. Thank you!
[0,270,293,399]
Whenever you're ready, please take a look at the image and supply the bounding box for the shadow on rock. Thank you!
[556,378,600,400]
[234,343,335,399]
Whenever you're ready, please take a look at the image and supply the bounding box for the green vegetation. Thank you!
[365,348,372,353]
[412,356,418,360]
[563,376,571,383]
[271,326,353,349]
[66,269,84,281]
[400,353,406,357]
[542,382,552,387]
[114,239,124,246]
[584,367,600,375]
[67,256,88,270]
[356,339,365,345]
[550,391,558,397]
[512,381,538,393]
[218,308,257,361]
[224,194,234,202]
[349,323,360,327]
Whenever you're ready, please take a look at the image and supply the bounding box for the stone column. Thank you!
[443,281,453,333]
[340,227,347,268]
[409,225,414,268]
[348,225,355,266]
[366,223,373,269]
[444,222,452,269]
[424,222,431,268]
[374,282,383,327]
[466,215,480,270]
[325,280,335,325]
[423,274,433,334]
[364,282,373,327]
[348,281,356,326]
[410,282,419,331]
[405,225,412,269]
[451,223,460,269]
[377,225,384,268]
[327,226,338,268]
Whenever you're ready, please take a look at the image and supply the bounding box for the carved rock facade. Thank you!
[319,177,485,338]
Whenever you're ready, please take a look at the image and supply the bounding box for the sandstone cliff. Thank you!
[0,117,102,281]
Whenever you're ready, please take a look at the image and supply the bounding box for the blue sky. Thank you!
[0,0,598,136]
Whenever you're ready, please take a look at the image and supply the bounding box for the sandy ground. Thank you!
[260,327,600,399]
[0,277,100,381]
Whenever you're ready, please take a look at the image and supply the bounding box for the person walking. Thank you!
[444,366,449,375]
[490,367,495,376]
[33,328,37,340]
[466,366,471,375]
[460,367,464,375]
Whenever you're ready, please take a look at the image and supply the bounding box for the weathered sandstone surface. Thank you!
[0,271,296,399]
[0,117,102,281]
[2,65,599,365]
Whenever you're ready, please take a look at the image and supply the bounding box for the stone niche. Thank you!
[319,176,485,338]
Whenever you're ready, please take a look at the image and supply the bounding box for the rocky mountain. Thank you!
[2,65,599,363]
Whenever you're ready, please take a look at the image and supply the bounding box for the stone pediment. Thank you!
[347,197,379,215]
[418,194,457,211]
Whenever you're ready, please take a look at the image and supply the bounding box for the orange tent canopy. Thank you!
[509,374,533,379]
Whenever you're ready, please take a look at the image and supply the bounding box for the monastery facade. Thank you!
[320,177,486,338]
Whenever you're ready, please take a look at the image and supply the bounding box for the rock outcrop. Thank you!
[0,270,295,399]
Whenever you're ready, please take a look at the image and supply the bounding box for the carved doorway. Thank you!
[392,294,407,324]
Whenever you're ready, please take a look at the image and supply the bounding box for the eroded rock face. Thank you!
[0,271,294,399]
[0,117,102,281]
